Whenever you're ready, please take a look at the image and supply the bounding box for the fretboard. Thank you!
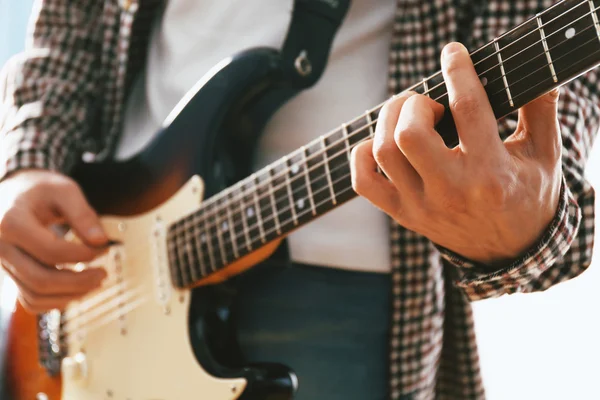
[167,0,600,288]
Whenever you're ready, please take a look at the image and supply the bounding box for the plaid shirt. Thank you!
[0,0,597,399]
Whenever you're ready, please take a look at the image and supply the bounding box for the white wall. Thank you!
[0,0,32,66]
[473,142,600,400]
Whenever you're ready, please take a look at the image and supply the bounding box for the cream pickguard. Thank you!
[59,176,247,400]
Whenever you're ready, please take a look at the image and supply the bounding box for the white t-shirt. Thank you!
[118,0,395,273]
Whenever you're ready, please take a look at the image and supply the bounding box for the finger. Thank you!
[49,183,108,247]
[17,292,73,313]
[517,88,561,162]
[5,210,103,265]
[351,140,407,221]
[395,94,451,180]
[441,42,503,154]
[0,242,106,297]
[372,92,422,192]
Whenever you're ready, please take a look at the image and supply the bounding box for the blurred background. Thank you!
[0,2,599,399]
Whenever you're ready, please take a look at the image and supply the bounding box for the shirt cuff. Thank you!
[437,176,581,301]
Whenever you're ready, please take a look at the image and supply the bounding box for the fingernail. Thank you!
[443,42,467,59]
[87,226,107,241]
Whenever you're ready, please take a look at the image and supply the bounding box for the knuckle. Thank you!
[0,208,19,239]
[395,126,421,152]
[55,177,81,195]
[451,94,480,118]
[372,141,398,168]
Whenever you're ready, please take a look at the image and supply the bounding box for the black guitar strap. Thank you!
[281,0,352,89]
[259,0,351,265]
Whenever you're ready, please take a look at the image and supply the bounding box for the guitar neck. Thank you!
[167,0,600,288]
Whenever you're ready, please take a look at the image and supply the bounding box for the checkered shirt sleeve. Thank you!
[0,0,104,180]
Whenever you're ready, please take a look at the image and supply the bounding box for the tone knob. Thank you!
[61,352,88,381]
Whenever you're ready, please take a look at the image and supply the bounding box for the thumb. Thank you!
[517,88,561,160]
[52,185,108,247]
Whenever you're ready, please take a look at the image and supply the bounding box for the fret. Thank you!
[589,0,600,42]
[226,186,249,255]
[254,170,279,244]
[493,39,514,107]
[365,110,376,137]
[167,228,185,287]
[537,0,600,103]
[537,14,558,82]
[266,167,282,235]
[235,186,253,252]
[239,180,262,248]
[282,156,298,227]
[422,77,430,97]
[183,229,197,284]
[320,136,337,205]
[423,71,446,101]
[215,197,238,265]
[342,123,351,161]
[346,114,373,144]
[494,17,553,118]
[250,174,267,244]
[175,225,190,286]
[203,202,226,271]
[270,158,296,233]
[304,141,334,215]
[212,203,229,267]
[287,152,312,225]
[301,146,317,216]
[179,219,200,283]
[365,110,382,175]
[191,223,208,278]
[323,127,354,205]
[196,211,217,273]
[223,196,240,259]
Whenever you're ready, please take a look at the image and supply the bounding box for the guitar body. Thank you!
[3,47,300,400]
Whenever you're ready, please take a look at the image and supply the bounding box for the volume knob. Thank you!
[62,352,88,381]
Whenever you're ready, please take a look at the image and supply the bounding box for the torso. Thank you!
[117,0,396,272]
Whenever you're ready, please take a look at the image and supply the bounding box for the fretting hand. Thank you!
[351,42,562,265]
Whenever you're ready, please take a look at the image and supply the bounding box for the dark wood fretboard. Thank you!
[167,0,600,288]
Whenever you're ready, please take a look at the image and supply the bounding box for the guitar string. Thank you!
[61,284,144,334]
[169,22,598,274]
[170,4,600,244]
[59,25,596,331]
[189,0,600,217]
[58,171,372,339]
[98,24,597,293]
[54,7,597,332]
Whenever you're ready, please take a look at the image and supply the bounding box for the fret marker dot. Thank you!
[480,76,488,87]
[222,222,229,232]
[565,27,576,39]
[297,199,306,209]
[247,207,255,218]
[200,234,207,243]
[291,164,300,175]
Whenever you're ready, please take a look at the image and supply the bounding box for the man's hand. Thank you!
[0,170,108,313]
[351,42,562,265]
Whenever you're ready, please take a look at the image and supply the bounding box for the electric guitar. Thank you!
[4,0,600,398]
